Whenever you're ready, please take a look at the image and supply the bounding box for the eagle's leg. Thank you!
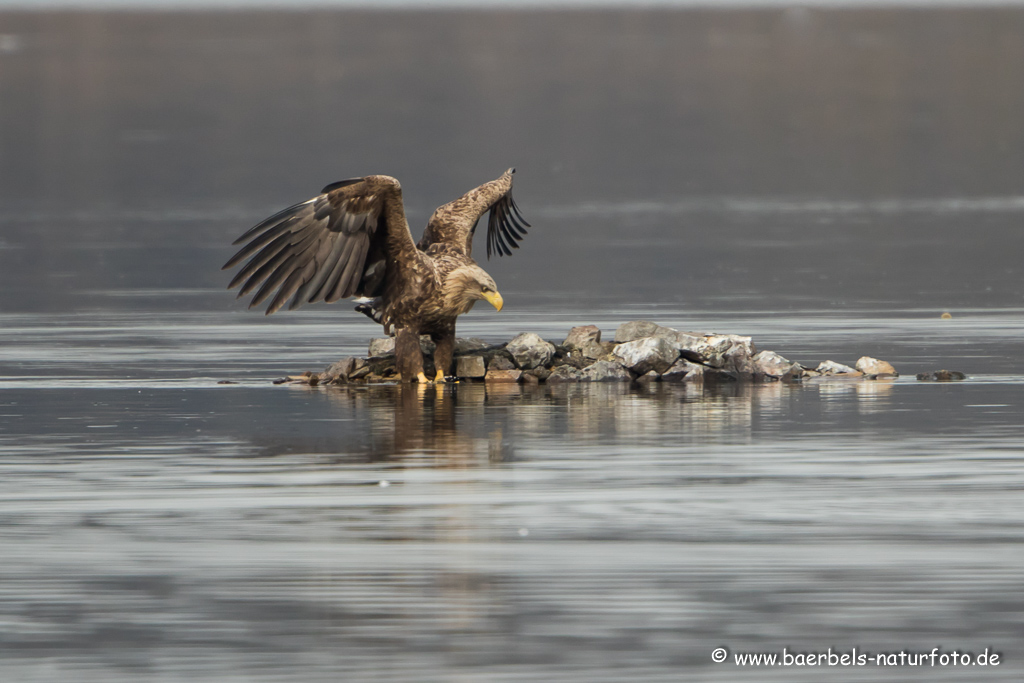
[431,325,456,383]
[395,327,427,383]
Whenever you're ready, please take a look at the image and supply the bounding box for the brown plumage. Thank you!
[223,168,529,383]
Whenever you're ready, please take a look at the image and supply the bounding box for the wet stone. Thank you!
[368,335,435,357]
[635,370,660,384]
[676,333,756,369]
[488,355,516,371]
[752,350,801,379]
[547,364,584,383]
[524,366,551,382]
[661,359,705,383]
[816,360,859,376]
[485,369,522,383]
[563,325,602,350]
[507,332,555,370]
[580,340,607,360]
[453,337,491,354]
[368,337,395,357]
[456,355,486,379]
[322,357,358,383]
[581,360,633,382]
[856,356,898,378]
[917,369,966,381]
[612,337,679,375]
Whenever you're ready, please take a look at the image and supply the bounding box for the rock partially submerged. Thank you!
[916,369,966,381]
[277,320,909,387]
[855,356,899,379]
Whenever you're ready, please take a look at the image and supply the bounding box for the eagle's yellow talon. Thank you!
[434,370,446,383]
[415,372,429,384]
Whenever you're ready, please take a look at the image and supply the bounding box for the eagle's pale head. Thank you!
[443,264,503,316]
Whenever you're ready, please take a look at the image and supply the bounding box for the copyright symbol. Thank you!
[712,647,728,663]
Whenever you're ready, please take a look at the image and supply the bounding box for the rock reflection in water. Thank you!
[300,381,806,464]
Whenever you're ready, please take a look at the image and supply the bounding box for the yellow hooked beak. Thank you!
[481,290,504,312]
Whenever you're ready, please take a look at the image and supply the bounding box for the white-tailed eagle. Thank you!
[223,168,529,383]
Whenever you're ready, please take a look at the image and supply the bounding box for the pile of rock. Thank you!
[282,320,913,386]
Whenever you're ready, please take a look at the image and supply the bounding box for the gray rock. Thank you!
[507,332,555,370]
[485,369,522,383]
[524,366,551,382]
[454,337,491,354]
[488,355,517,371]
[816,360,859,375]
[856,356,898,377]
[675,333,756,370]
[322,357,358,383]
[368,337,395,357]
[563,325,602,350]
[581,360,633,382]
[546,364,584,383]
[368,335,435,357]
[752,350,802,379]
[455,355,486,379]
[661,359,704,383]
[580,340,607,360]
[635,370,660,384]
[614,320,677,343]
[612,337,680,375]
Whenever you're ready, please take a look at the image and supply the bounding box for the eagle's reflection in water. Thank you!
[306,379,842,465]
[319,382,527,466]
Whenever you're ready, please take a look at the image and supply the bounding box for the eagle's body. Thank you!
[223,169,528,382]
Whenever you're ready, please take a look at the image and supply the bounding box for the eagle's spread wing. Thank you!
[419,168,530,259]
[223,175,418,315]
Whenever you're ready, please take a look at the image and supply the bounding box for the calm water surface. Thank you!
[2,6,1024,682]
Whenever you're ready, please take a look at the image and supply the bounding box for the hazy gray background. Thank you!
[2,4,1023,317]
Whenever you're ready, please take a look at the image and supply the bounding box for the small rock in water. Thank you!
[635,370,660,383]
[217,380,239,385]
[581,360,632,382]
[815,360,860,376]
[456,355,486,379]
[752,350,802,380]
[485,369,522,383]
[856,356,898,378]
[563,325,602,350]
[546,364,584,383]
[322,357,358,383]
[941,312,953,319]
[661,359,704,383]
[506,332,555,370]
[612,337,679,375]
[488,354,517,371]
[916,369,966,381]
[524,366,551,382]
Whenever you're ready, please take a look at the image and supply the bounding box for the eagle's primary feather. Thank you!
[223,168,529,383]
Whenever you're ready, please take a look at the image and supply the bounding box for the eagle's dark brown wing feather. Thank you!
[486,189,530,259]
[222,175,417,315]
[419,168,530,259]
